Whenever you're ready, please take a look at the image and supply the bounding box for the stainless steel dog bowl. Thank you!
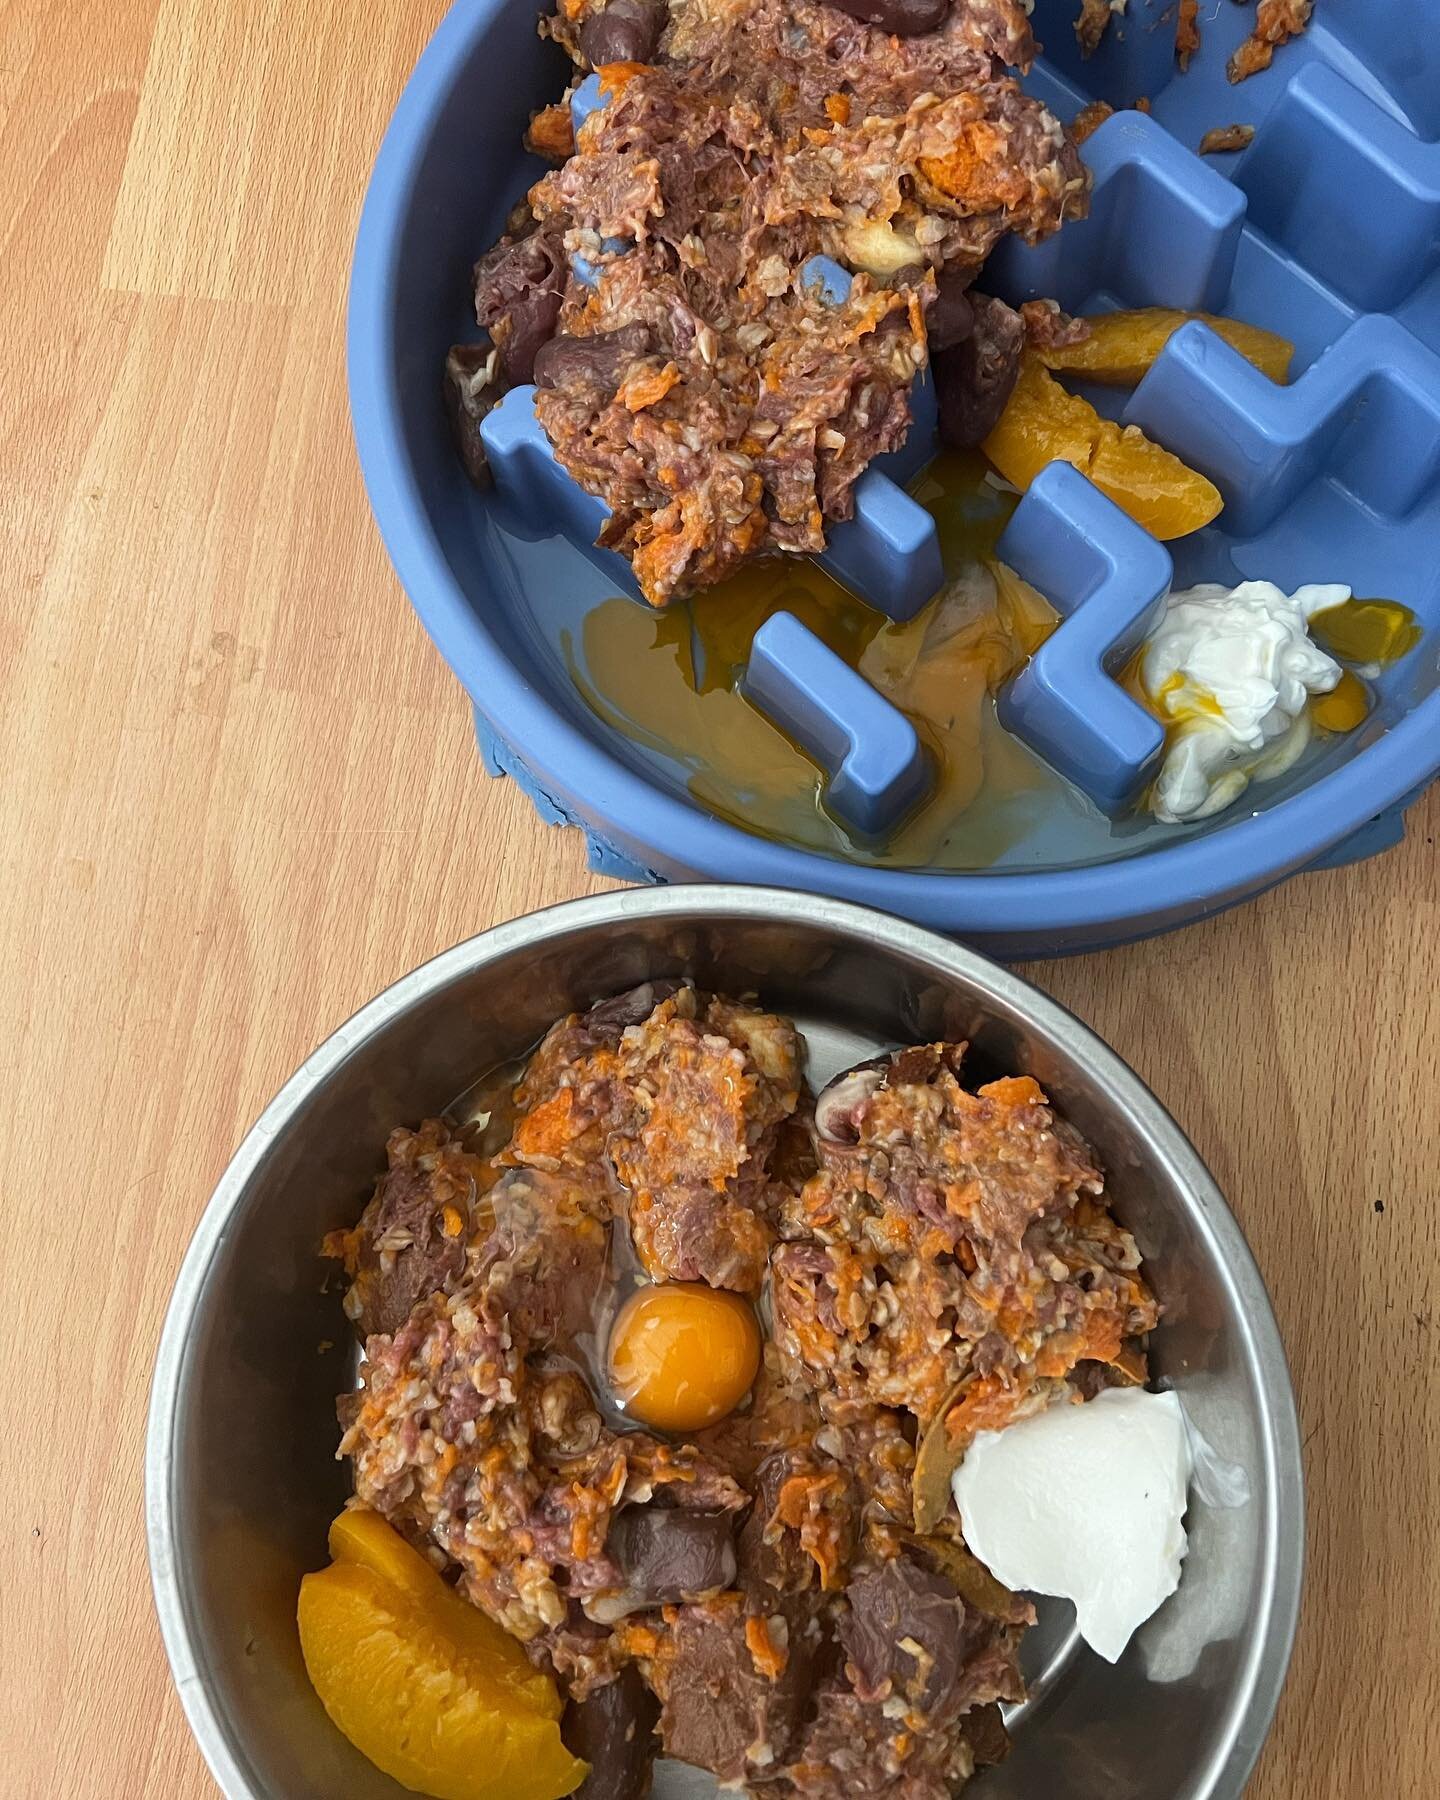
[147,886,1303,1800]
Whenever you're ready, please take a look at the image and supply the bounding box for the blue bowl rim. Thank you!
[347,0,1440,938]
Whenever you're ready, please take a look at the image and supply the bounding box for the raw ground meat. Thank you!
[450,0,1088,601]
[327,989,1160,1798]
[324,1120,490,1341]
[506,984,802,1292]
[772,1044,1158,1434]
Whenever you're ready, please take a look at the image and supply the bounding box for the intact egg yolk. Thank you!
[607,1284,762,1433]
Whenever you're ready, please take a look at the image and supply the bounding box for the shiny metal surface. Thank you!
[147,887,1303,1800]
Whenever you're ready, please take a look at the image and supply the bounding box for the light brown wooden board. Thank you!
[3,3,1437,1794]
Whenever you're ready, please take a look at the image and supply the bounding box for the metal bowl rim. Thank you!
[146,884,1304,1800]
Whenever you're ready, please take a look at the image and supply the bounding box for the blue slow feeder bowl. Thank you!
[348,0,1440,957]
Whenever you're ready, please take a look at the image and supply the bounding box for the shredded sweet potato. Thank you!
[745,1614,790,1681]
[1229,0,1313,83]
[1070,98,1114,145]
[619,361,682,412]
[1176,0,1201,72]
[525,102,574,161]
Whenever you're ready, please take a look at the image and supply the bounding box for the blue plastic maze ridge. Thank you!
[988,109,1246,315]
[994,463,1173,814]
[744,611,931,836]
[1125,314,1440,538]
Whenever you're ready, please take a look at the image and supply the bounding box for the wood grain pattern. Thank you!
[2,4,1436,1795]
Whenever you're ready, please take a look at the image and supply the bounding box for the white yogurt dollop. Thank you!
[951,1387,1192,1664]
[1137,580,1348,823]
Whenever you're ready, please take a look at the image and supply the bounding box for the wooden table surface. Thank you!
[5,3,1437,1795]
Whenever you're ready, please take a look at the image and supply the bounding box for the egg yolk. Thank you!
[1312,669,1370,734]
[607,1284,762,1432]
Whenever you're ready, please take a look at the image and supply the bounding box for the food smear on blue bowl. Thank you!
[453,0,1093,607]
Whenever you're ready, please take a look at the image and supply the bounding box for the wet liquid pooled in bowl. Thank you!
[555,455,1423,870]
[561,454,1149,870]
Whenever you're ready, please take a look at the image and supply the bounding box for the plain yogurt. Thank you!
[952,1387,1193,1664]
[1136,580,1348,823]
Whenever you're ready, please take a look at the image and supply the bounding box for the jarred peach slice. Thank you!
[1038,309,1293,386]
[298,1513,584,1800]
[982,355,1223,540]
[326,1509,560,1718]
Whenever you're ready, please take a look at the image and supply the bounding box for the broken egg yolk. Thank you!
[607,1284,761,1432]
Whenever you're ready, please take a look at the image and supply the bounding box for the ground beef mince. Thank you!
[330,996,1161,1799]
[840,1555,1025,1726]
[502,988,801,1289]
[785,1677,980,1799]
[483,1167,611,1349]
[455,0,1087,602]
[325,1120,489,1341]
[774,1045,1159,1436]
[604,991,802,1292]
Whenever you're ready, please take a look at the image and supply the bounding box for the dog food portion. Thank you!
[450,0,1087,604]
[313,984,1164,1798]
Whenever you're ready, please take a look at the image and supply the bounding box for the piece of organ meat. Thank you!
[564,1665,661,1800]
[934,291,1024,449]
[650,1597,820,1783]
[584,979,685,1032]
[472,229,568,384]
[839,1554,1026,1727]
[579,0,668,66]
[606,1504,738,1605]
[533,325,657,399]
[927,267,976,352]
